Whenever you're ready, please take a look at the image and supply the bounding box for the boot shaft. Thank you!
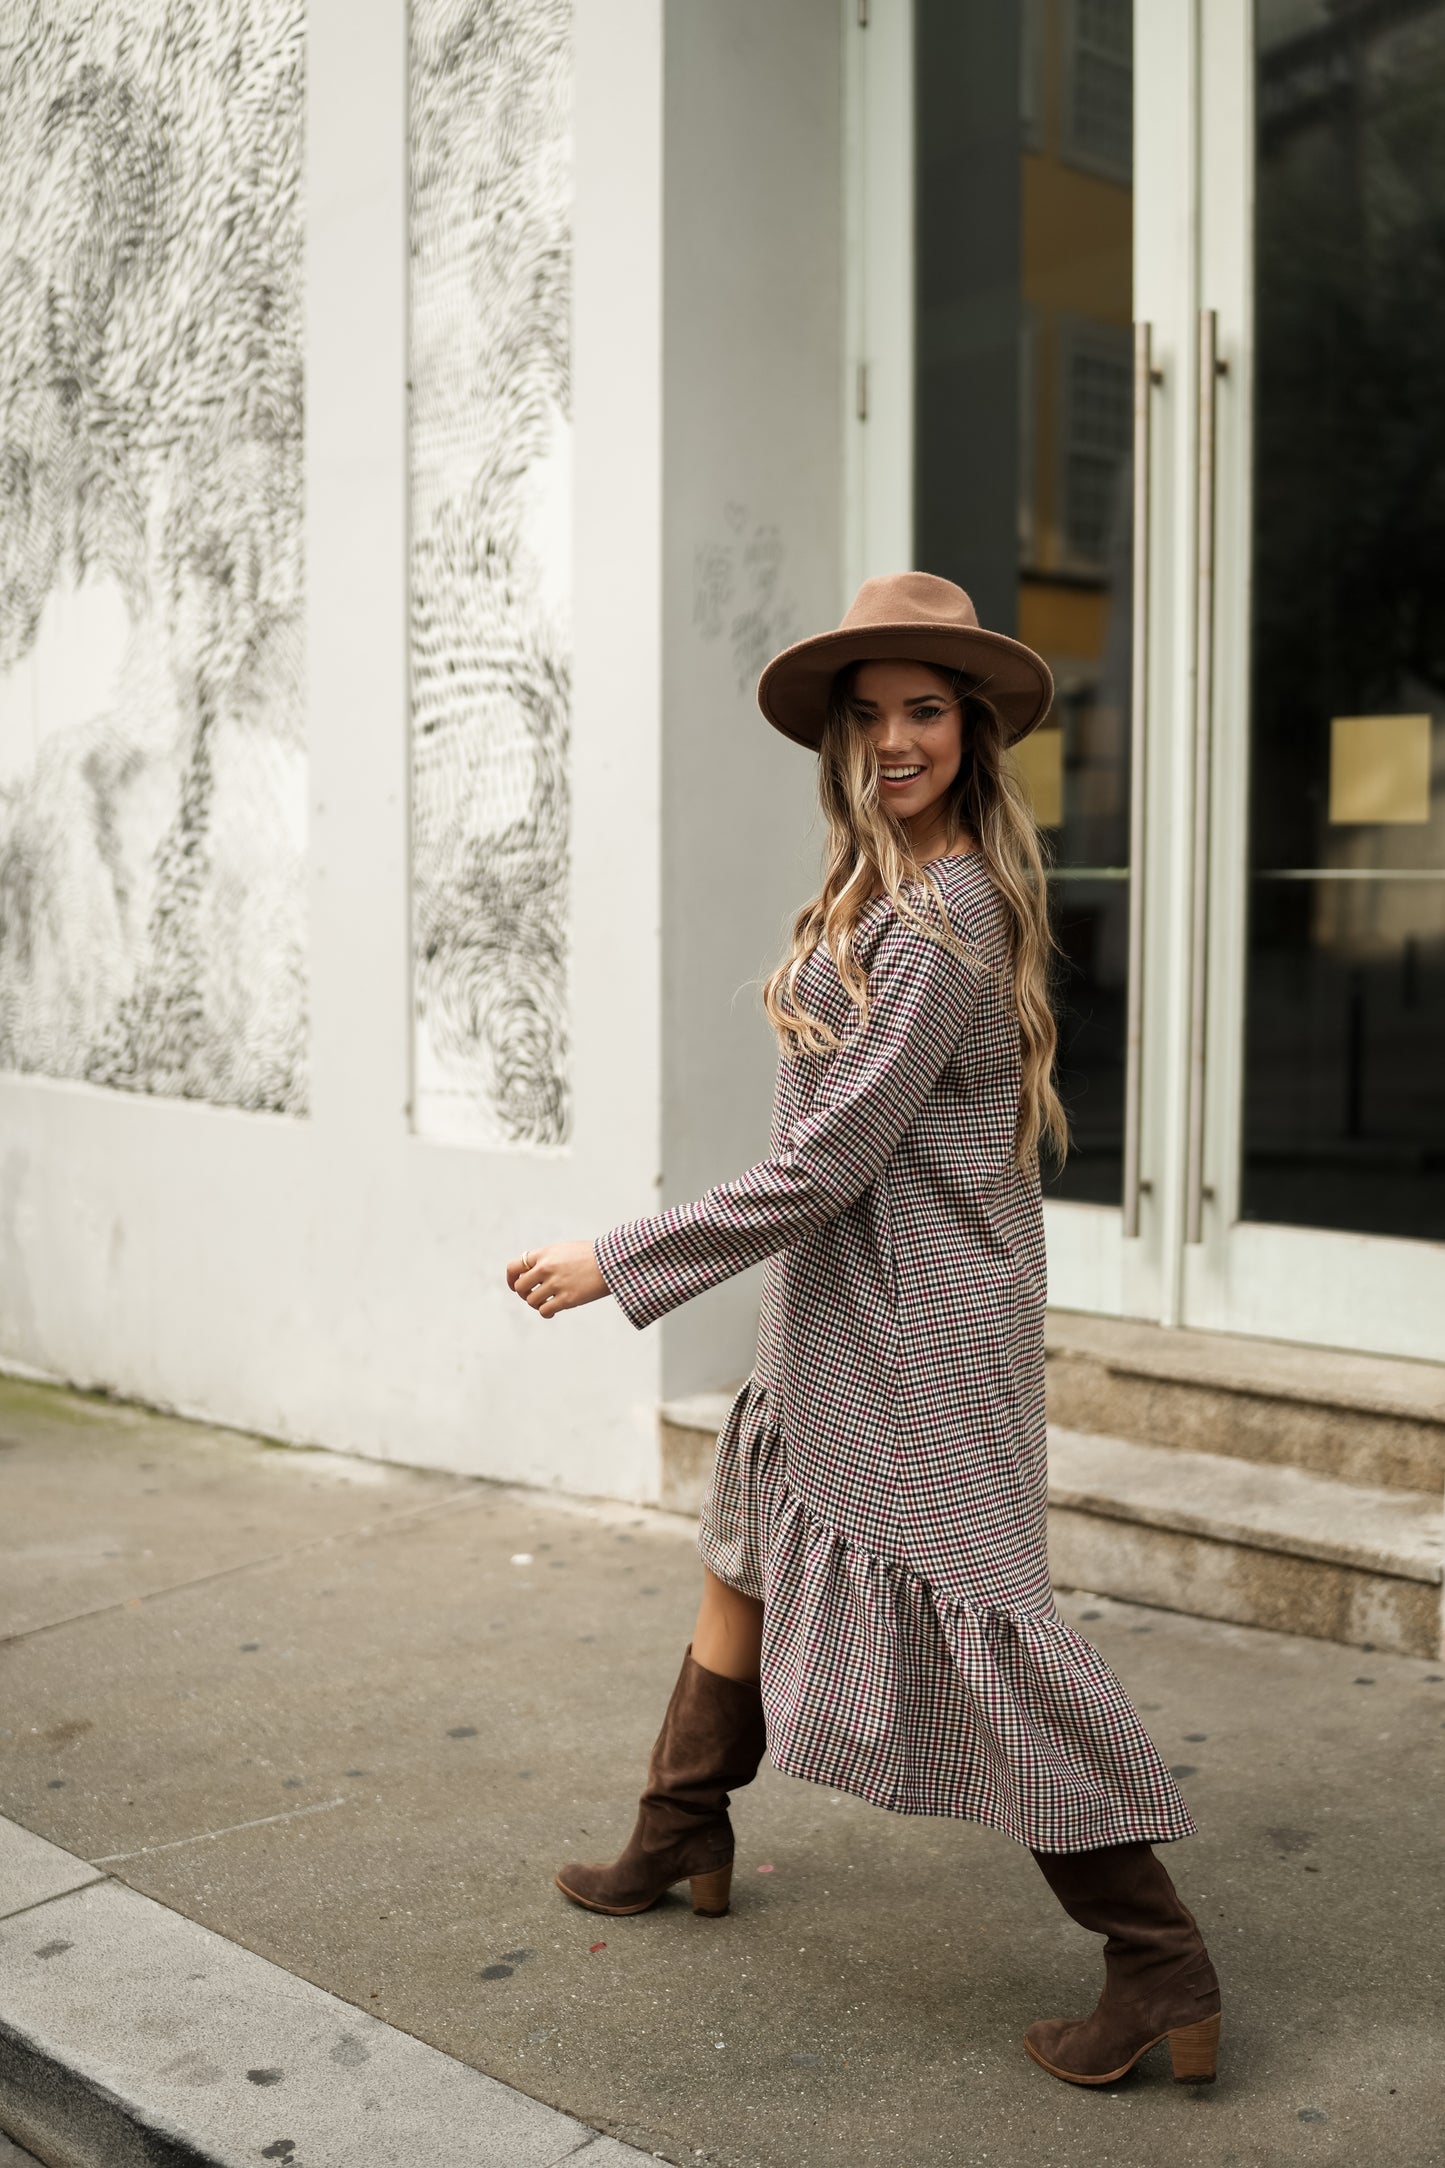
[1031,1840,1217,1997]
[641,1646,768,1819]
[556,1645,767,1919]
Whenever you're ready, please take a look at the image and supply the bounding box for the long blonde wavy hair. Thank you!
[762,661,1068,1168]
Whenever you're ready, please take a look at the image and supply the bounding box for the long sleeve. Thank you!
[595,908,987,1331]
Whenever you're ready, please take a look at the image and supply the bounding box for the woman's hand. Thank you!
[506,1241,610,1320]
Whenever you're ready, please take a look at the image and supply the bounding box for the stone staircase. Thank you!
[658,1312,1445,1659]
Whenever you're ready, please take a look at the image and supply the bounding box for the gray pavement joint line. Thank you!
[0,1876,110,1925]
[0,1481,489,1649]
[91,1795,350,1865]
[554,2141,660,2167]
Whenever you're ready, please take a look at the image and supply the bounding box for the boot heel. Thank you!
[689,1865,732,1916]
[1168,2011,1220,2083]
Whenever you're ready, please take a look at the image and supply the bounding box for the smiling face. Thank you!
[849,658,967,846]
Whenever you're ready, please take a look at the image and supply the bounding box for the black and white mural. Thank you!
[0,1,308,1115]
[409,0,572,1149]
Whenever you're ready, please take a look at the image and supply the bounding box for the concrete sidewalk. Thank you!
[1,1374,1442,2166]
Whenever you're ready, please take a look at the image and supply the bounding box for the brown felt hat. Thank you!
[757,570,1054,750]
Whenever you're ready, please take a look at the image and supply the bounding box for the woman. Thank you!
[506,573,1221,2090]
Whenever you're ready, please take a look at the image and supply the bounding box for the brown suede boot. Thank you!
[555,1647,767,1918]
[1025,1842,1222,2086]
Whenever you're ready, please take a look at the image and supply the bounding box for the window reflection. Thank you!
[914,0,1135,1201]
[1245,0,1445,1240]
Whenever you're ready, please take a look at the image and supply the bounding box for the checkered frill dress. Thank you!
[595,852,1195,1852]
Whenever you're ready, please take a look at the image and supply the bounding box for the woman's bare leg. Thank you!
[691,1566,764,1682]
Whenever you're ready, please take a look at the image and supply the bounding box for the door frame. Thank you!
[1178,0,1445,1361]
[843,0,914,597]
[842,0,1445,1360]
[841,0,1191,1329]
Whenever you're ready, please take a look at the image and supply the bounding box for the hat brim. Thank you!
[756,623,1054,750]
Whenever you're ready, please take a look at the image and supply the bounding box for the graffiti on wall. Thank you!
[0,0,307,1114]
[409,0,572,1149]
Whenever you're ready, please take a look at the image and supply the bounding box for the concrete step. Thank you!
[658,1393,1444,1659]
[1048,1427,1442,1661]
[1046,1310,1445,1493]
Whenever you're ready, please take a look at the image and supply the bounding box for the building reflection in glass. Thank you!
[914,0,1135,1204]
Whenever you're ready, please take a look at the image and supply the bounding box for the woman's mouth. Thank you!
[879,764,926,791]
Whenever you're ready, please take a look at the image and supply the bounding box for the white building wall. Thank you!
[0,0,849,1484]
[657,0,845,1401]
[0,0,671,1501]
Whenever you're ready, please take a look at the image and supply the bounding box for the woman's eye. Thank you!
[913,705,943,721]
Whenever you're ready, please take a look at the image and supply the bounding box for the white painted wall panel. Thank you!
[0,0,669,1501]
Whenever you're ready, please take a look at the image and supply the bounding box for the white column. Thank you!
[657,0,846,1401]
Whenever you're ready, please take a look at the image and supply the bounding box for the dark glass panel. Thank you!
[1245,1,1445,1239]
[1050,875,1130,1201]
[913,0,1135,1204]
[1244,879,1445,1239]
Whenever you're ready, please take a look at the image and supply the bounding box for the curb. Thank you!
[0,1818,648,2168]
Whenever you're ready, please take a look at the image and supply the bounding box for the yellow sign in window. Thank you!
[1011,727,1064,829]
[1328,714,1431,825]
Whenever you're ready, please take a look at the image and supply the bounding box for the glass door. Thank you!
[847,0,1445,1357]
[1183,0,1445,1359]
[915,0,1137,1221]
[846,0,1159,1320]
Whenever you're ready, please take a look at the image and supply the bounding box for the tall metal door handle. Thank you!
[1122,321,1161,1241]
[1185,308,1226,1246]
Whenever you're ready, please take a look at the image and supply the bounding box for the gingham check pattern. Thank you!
[701,1378,1196,1847]
[597,854,1195,1848]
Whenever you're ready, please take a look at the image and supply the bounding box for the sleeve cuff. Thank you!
[593,1223,671,1332]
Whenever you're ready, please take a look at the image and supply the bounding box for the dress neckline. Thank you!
[861,849,985,911]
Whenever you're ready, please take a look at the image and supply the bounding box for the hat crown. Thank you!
[754,565,1051,750]
[841,571,980,634]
